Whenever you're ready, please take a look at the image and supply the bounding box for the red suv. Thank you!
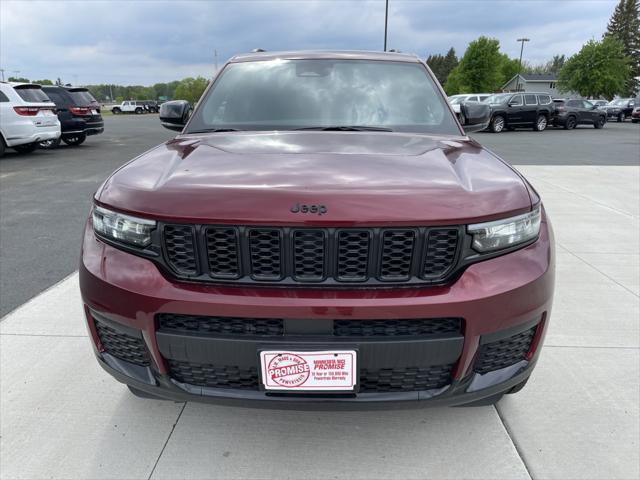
[80,51,554,407]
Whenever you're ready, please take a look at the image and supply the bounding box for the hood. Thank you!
[98,131,532,225]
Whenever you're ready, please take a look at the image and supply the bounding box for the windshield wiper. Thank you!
[294,125,393,132]
[188,128,243,133]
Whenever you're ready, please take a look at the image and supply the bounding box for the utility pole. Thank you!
[516,38,530,92]
[383,0,389,51]
[0,69,4,82]
[13,70,20,80]
[214,49,218,72]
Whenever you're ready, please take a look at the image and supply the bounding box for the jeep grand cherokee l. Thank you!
[80,51,554,407]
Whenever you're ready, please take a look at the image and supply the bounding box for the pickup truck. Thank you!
[111,101,145,114]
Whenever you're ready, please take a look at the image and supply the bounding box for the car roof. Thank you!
[229,50,421,63]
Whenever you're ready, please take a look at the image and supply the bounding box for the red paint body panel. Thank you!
[97,132,532,225]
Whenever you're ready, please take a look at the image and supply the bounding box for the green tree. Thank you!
[32,79,53,85]
[7,76,30,83]
[605,0,640,94]
[174,77,209,104]
[498,54,521,86]
[558,37,631,99]
[443,66,465,95]
[453,37,505,93]
[426,47,458,85]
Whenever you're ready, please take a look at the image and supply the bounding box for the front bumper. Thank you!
[79,215,555,407]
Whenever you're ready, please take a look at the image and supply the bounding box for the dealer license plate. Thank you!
[260,350,356,391]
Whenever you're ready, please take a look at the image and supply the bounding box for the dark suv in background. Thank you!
[39,86,104,148]
[603,97,638,122]
[552,99,607,129]
[484,92,554,132]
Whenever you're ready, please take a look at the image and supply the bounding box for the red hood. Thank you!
[97,131,532,225]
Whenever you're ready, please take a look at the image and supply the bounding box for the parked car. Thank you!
[603,98,638,122]
[0,82,60,157]
[484,92,554,132]
[140,101,159,113]
[80,51,554,408]
[111,101,145,114]
[632,107,640,123]
[551,98,606,129]
[39,86,104,148]
[589,99,608,108]
[448,93,491,123]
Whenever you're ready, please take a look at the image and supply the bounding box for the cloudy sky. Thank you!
[1,0,617,86]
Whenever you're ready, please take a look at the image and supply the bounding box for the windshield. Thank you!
[484,93,511,104]
[68,89,98,106]
[13,85,51,103]
[187,59,459,134]
[608,98,629,106]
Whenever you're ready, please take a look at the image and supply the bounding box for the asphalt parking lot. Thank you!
[1,116,639,479]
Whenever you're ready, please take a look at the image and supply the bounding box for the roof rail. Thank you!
[252,48,266,53]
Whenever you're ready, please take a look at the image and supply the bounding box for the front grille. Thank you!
[168,360,259,390]
[474,327,537,374]
[157,314,462,338]
[94,320,149,366]
[162,225,462,286]
[167,360,453,392]
[359,364,454,392]
[333,318,462,337]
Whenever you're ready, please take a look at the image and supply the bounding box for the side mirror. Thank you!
[508,101,518,107]
[159,100,192,132]
[460,102,491,133]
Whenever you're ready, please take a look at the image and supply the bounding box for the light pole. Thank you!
[516,38,529,92]
[0,69,4,82]
[383,0,389,51]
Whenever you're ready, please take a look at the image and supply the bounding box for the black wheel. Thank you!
[490,115,505,133]
[112,108,121,114]
[534,114,548,131]
[594,116,606,129]
[617,112,625,122]
[127,385,165,400]
[39,137,61,149]
[0,137,5,157]
[507,377,530,394]
[62,133,86,146]
[564,116,576,130]
[135,107,143,114]
[13,142,38,154]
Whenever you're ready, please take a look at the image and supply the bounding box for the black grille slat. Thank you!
[379,230,416,281]
[161,226,460,285]
[168,360,259,390]
[158,314,284,336]
[249,229,283,280]
[167,360,453,392]
[94,320,149,366]
[164,225,198,275]
[423,229,458,277]
[206,228,240,278]
[337,230,371,281]
[474,327,537,374]
[293,230,326,281]
[334,318,462,337]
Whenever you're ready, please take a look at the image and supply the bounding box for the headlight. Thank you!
[468,207,541,252]
[92,205,156,247]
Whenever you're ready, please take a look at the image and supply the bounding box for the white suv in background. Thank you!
[0,82,61,157]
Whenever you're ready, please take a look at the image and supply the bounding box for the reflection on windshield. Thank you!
[484,94,511,104]
[609,99,628,106]
[188,59,459,135]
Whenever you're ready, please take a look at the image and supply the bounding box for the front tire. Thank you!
[135,107,143,114]
[564,116,576,130]
[62,134,86,146]
[617,112,625,122]
[0,137,5,157]
[13,142,38,154]
[490,115,505,133]
[534,114,548,131]
[594,116,606,129]
[39,137,62,149]
[112,108,121,114]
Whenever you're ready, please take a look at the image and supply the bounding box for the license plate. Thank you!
[260,350,356,391]
[91,109,98,115]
